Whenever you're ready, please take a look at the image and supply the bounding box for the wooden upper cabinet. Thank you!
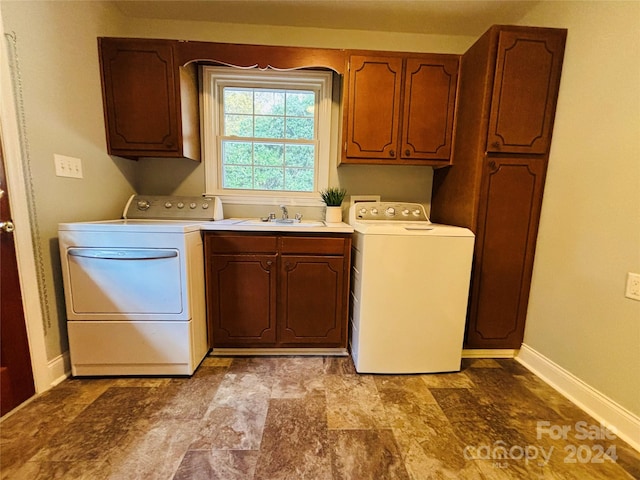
[345,55,403,160]
[343,53,458,165]
[401,57,458,160]
[99,38,200,160]
[487,29,566,154]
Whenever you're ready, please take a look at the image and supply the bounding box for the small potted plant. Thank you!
[320,187,347,223]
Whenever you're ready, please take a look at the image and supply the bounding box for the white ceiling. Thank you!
[112,0,541,36]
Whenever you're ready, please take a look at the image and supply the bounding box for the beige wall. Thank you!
[518,1,640,415]
[1,1,137,359]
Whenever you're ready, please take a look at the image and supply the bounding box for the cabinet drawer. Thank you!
[206,234,277,253]
[280,236,346,255]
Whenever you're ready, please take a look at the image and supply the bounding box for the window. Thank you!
[201,66,333,204]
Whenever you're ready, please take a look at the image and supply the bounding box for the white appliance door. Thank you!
[65,247,184,319]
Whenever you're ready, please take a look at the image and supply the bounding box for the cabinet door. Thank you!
[345,55,403,159]
[487,29,566,154]
[401,56,458,161]
[466,157,547,348]
[208,254,277,347]
[278,255,346,346]
[99,38,180,157]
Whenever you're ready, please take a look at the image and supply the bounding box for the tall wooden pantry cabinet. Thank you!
[431,25,567,349]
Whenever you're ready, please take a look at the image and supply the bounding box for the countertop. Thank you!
[199,218,354,234]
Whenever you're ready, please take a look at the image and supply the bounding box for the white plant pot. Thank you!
[325,206,343,223]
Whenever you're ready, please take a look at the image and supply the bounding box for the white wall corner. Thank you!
[517,344,640,452]
[47,351,71,387]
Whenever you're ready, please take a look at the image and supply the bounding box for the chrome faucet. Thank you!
[280,205,289,220]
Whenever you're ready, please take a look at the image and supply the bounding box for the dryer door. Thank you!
[64,247,186,320]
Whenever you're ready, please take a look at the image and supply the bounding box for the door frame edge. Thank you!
[0,15,51,395]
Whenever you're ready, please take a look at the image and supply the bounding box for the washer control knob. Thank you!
[202,202,210,209]
[402,209,410,216]
[385,207,396,216]
[413,209,422,217]
[371,208,379,215]
[177,202,185,209]
[164,202,173,208]
[136,200,150,211]
[359,208,368,215]
[189,202,197,209]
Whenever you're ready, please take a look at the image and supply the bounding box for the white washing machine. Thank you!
[348,201,475,374]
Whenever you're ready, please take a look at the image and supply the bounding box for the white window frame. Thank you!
[201,66,333,206]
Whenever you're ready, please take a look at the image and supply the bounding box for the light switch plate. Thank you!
[625,272,640,301]
[54,154,83,179]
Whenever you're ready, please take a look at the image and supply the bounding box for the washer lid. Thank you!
[352,221,474,237]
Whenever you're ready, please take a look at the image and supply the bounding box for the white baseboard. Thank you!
[462,349,518,358]
[517,343,640,452]
[48,351,71,387]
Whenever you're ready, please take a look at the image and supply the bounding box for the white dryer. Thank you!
[58,195,222,376]
[348,201,475,374]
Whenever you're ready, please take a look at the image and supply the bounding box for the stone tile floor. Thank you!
[1,356,638,479]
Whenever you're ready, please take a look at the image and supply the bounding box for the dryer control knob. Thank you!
[385,207,396,216]
[359,208,368,215]
[164,202,173,208]
[189,202,197,209]
[371,208,379,215]
[136,200,150,211]
[412,209,421,216]
[402,209,410,216]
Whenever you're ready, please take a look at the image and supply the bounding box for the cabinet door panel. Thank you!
[402,57,458,160]
[466,158,546,348]
[209,254,277,346]
[487,30,566,154]
[279,256,345,346]
[345,56,402,159]
[100,39,179,154]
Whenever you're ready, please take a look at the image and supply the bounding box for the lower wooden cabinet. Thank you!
[465,157,547,348]
[279,255,345,345]
[209,254,277,345]
[205,232,351,349]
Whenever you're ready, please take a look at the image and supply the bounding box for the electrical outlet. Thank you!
[625,272,640,301]
[54,154,83,179]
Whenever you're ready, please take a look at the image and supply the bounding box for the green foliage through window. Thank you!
[221,87,316,192]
